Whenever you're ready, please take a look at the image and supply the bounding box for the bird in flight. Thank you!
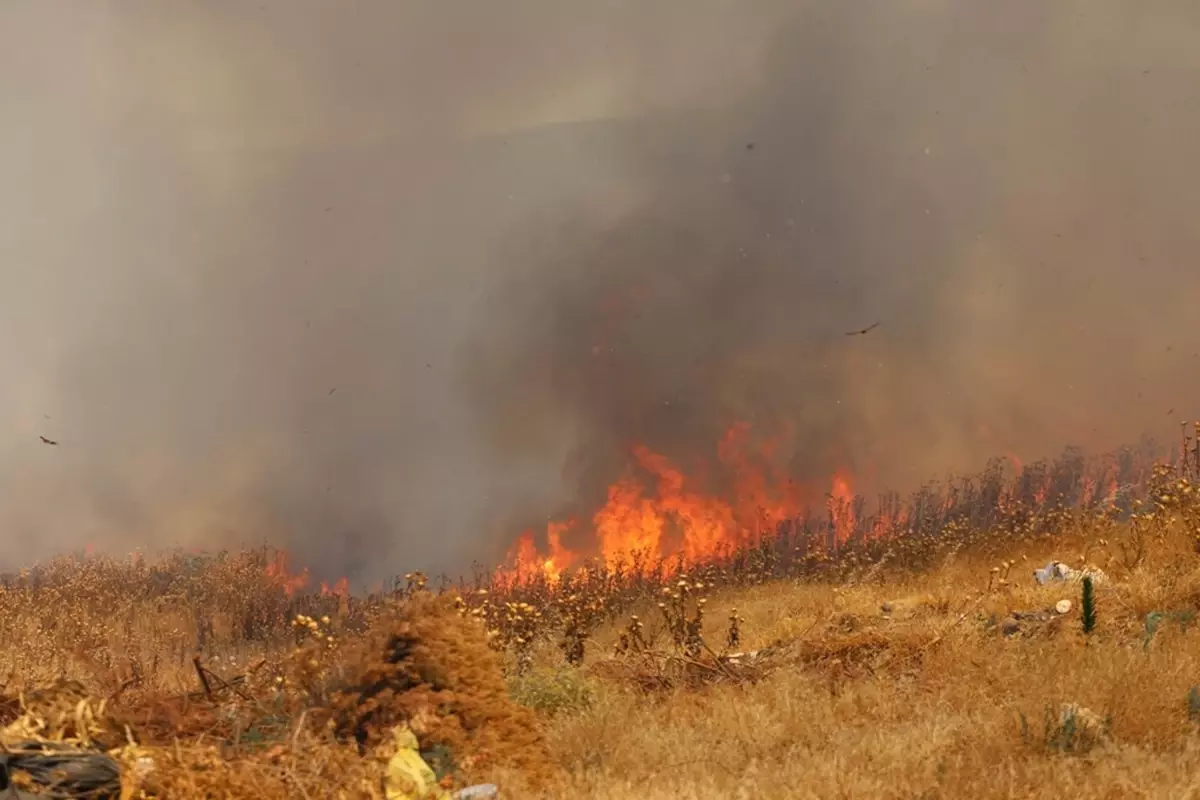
[845,322,880,336]
[39,435,58,446]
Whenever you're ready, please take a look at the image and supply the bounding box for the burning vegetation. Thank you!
[8,2,1200,796]
[491,421,1176,588]
[0,424,1198,796]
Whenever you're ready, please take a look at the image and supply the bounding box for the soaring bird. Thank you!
[845,322,880,336]
[39,435,58,446]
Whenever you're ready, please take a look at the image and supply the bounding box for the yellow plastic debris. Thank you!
[384,726,452,800]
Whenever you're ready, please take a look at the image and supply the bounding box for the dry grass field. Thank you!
[531,549,1200,799]
[9,4,1200,798]
[1,440,1199,798]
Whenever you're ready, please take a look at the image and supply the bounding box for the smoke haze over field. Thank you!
[2,1,1199,580]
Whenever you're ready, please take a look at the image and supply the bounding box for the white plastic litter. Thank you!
[1033,561,1108,586]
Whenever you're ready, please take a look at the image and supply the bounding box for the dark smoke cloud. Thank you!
[464,2,1200,545]
[1,1,1198,580]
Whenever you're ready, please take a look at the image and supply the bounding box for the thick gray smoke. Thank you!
[1,1,1198,580]
[465,2,1200,548]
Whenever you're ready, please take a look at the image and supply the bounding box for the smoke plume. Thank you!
[2,1,1198,580]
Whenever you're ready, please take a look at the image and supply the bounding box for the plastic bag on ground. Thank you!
[1033,561,1108,586]
[0,742,121,800]
[384,727,451,800]
[383,726,501,800]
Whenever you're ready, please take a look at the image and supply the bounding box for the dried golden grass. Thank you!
[506,527,1200,798]
[1,459,1200,796]
[0,584,548,798]
[324,592,552,786]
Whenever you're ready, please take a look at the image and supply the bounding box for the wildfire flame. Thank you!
[251,421,1147,594]
[497,421,850,582]
[320,577,350,597]
[828,471,856,544]
[264,550,350,598]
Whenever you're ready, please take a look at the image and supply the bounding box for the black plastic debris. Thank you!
[0,742,121,800]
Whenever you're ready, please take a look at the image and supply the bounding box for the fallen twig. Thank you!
[192,656,213,702]
[922,595,985,651]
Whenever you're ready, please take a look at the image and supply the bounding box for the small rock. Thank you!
[1055,599,1073,615]
[1001,617,1022,636]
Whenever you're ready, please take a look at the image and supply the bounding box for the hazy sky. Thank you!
[2,1,1199,581]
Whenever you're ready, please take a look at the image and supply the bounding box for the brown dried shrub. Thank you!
[325,591,552,786]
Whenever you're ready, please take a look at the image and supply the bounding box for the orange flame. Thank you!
[829,471,856,544]
[594,474,667,566]
[495,521,579,586]
[500,421,850,581]
[544,520,576,583]
[496,530,538,586]
[265,550,310,597]
[873,501,909,538]
[320,577,350,597]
